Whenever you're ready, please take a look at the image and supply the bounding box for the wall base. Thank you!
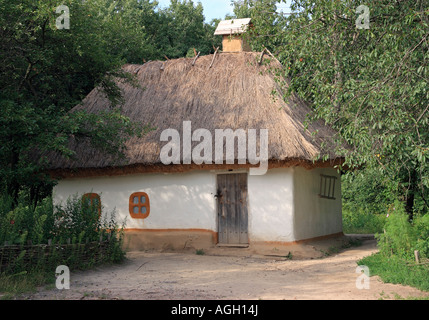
[123,229,218,252]
[248,232,345,259]
[123,230,345,259]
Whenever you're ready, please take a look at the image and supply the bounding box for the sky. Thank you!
[156,0,292,22]
[157,0,234,22]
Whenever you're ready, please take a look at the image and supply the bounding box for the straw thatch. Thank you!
[46,52,343,178]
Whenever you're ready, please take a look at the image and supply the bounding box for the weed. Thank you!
[195,249,205,255]
[284,252,292,260]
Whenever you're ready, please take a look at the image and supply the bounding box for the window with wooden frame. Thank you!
[318,175,337,200]
[82,193,101,217]
[129,192,150,219]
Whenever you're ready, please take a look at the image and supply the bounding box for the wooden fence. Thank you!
[0,237,115,273]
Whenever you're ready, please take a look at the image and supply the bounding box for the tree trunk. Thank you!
[404,169,418,222]
[7,180,20,208]
[405,189,415,222]
[7,150,21,207]
[30,184,40,209]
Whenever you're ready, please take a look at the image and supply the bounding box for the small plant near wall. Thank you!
[195,249,205,255]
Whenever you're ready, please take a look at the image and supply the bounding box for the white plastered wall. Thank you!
[293,167,343,241]
[247,168,295,242]
[53,171,217,231]
[53,167,342,244]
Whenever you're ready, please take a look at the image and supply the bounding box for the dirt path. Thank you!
[21,237,429,300]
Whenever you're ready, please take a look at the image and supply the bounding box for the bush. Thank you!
[0,197,53,247]
[355,200,429,293]
[342,205,386,234]
[376,200,429,261]
[53,194,106,244]
[0,193,126,275]
[414,214,429,259]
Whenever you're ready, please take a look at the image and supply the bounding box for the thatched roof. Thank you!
[47,52,343,178]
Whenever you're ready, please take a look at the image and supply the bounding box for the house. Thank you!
[47,19,344,252]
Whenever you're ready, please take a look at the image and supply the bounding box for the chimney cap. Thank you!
[214,18,252,36]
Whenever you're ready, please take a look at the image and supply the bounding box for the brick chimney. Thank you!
[214,18,252,53]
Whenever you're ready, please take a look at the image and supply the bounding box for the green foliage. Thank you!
[101,0,221,62]
[0,0,148,201]
[341,167,392,234]
[0,195,52,246]
[157,0,219,58]
[195,249,205,255]
[0,0,222,203]
[377,201,415,259]
[230,0,281,51]
[342,206,386,234]
[414,214,429,259]
[342,168,399,215]
[53,194,102,243]
[0,270,52,298]
[0,193,126,275]
[359,253,429,292]
[357,200,429,292]
[237,0,429,217]
[376,200,429,261]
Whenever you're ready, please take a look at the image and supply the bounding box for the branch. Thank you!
[393,33,428,79]
[416,104,429,124]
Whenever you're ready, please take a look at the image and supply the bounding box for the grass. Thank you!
[377,292,429,300]
[0,270,55,299]
[359,253,429,292]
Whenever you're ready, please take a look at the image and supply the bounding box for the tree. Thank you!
[157,0,220,59]
[230,0,285,51]
[238,0,428,218]
[100,0,221,61]
[0,0,144,204]
[0,0,223,205]
[100,0,160,64]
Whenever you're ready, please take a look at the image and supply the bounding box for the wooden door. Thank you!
[216,173,249,245]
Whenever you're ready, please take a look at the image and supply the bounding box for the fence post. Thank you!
[414,250,420,264]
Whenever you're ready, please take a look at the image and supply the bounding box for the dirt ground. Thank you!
[18,235,429,300]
